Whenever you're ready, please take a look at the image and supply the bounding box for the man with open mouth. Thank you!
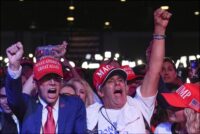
[87,7,172,134]
[5,42,86,134]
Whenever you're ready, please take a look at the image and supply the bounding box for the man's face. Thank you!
[37,74,62,106]
[127,79,143,96]
[98,74,127,109]
[0,87,12,113]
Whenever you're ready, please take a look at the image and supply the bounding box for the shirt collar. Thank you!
[38,96,59,111]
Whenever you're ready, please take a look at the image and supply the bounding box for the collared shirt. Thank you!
[7,65,22,79]
[12,114,20,134]
[39,96,59,134]
[8,66,60,133]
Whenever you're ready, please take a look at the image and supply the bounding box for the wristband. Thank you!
[153,34,166,40]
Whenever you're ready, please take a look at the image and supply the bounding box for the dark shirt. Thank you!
[0,112,18,134]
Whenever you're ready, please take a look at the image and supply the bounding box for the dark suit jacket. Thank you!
[0,112,18,134]
[5,74,87,134]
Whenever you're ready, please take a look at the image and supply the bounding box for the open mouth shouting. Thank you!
[47,88,57,99]
[114,89,123,96]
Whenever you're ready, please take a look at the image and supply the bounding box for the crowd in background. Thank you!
[0,8,199,134]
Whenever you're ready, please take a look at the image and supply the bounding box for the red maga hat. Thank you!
[93,64,127,90]
[162,83,200,113]
[33,57,63,80]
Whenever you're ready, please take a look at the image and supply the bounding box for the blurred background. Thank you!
[0,0,199,68]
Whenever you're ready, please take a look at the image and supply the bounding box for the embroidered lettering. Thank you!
[176,86,191,99]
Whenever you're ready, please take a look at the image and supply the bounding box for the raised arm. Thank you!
[5,42,27,120]
[141,8,172,97]
[6,42,23,71]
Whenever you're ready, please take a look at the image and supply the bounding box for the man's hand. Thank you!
[154,8,172,35]
[6,42,24,70]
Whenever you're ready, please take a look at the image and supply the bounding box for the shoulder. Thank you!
[60,95,85,106]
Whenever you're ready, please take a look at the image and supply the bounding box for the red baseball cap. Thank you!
[33,57,63,80]
[93,64,127,90]
[121,65,144,81]
[161,83,200,113]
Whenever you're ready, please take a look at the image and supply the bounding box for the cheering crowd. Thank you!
[0,8,199,134]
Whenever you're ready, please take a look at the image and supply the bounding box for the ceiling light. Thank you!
[69,5,75,10]
[194,11,199,15]
[104,21,110,26]
[120,0,126,2]
[160,6,169,10]
[66,16,74,21]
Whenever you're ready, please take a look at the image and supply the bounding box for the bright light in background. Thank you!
[121,60,129,66]
[4,58,9,63]
[180,56,187,68]
[95,54,103,61]
[120,0,126,2]
[69,5,75,10]
[137,59,143,65]
[104,21,110,26]
[28,53,33,58]
[189,55,196,61]
[69,61,75,67]
[129,61,136,68]
[88,63,100,69]
[104,51,111,58]
[85,54,92,60]
[60,58,64,62]
[186,78,191,83]
[115,53,120,58]
[66,16,74,21]
[197,54,200,59]
[194,11,199,15]
[175,59,180,68]
[161,6,169,10]
[82,61,88,69]
[33,57,37,63]
[0,56,3,61]
[104,57,109,61]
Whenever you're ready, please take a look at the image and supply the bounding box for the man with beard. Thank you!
[5,42,86,133]
[87,8,172,133]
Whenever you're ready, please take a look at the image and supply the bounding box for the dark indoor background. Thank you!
[1,0,199,66]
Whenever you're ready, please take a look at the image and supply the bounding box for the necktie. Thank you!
[43,106,56,134]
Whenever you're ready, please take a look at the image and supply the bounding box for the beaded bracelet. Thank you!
[153,34,166,40]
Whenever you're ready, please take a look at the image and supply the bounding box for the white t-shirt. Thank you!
[154,122,172,134]
[98,108,121,134]
[87,86,157,133]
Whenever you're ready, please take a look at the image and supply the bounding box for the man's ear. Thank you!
[97,89,104,98]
